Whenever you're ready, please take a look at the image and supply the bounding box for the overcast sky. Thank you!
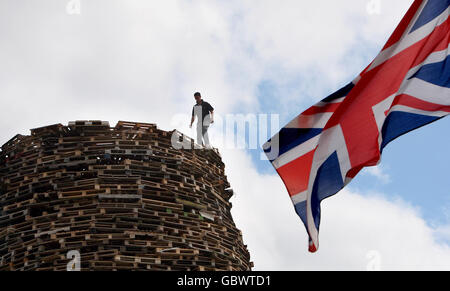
[1,0,449,270]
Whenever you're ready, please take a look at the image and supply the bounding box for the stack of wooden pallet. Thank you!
[0,120,253,271]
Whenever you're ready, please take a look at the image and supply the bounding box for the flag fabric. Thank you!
[263,0,450,253]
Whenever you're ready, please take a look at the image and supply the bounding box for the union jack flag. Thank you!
[263,0,450,252]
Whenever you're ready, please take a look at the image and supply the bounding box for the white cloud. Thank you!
[434,225,450,245]
[363,165,392,184]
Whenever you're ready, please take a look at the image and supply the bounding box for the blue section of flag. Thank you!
[381,111,441,150]
[410,0,449,33]
[264,128,322,160]
[409,55,450,88]
[322,82,354,102]
[294,201,308,229]
[310,152,344,229]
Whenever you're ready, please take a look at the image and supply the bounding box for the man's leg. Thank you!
[196,124,204,148]
[202,125,210,148]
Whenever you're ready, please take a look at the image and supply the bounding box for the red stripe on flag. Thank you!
[303,103,340,115]
[392,94,450,112]
[410,18,450,68]
[276,150,315,196]
[346,165,364,179]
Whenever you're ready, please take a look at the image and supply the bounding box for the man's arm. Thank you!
[210,110,214,123]
[208,103,214,123]
[190,107,195,128]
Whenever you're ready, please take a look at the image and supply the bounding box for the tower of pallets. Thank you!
[0,120,252,271]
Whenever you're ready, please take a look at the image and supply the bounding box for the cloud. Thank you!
[434,225,450,245]
[223,148,450,271]
[363,165,392,184]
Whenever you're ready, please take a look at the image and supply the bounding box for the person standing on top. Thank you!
[189,92,214,148]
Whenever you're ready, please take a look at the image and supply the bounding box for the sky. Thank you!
[0,0,449,270]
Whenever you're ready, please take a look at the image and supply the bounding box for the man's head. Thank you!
[194,92,202,103]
